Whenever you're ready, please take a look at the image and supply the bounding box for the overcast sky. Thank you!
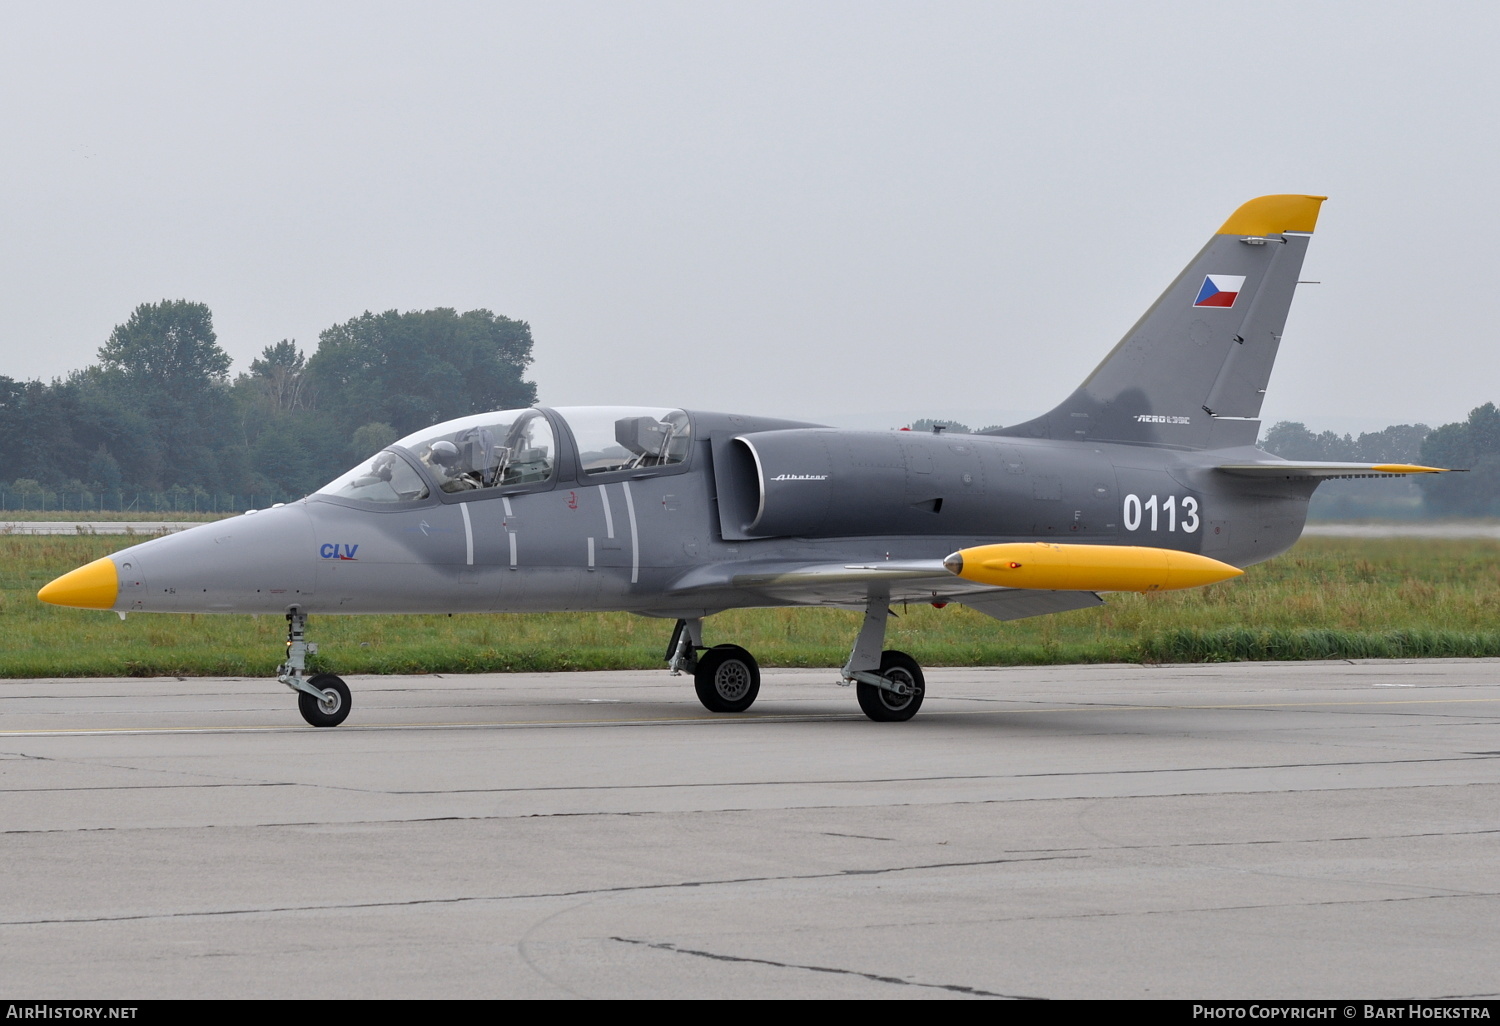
[2,1,1496,434]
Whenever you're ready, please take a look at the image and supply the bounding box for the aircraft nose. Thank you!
[38,557,120,609]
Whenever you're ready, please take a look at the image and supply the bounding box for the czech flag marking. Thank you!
[1194,274,1245,308]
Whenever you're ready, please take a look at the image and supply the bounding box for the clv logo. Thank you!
[319,543,360,560]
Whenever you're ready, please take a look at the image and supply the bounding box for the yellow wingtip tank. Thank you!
[1217,194,1327,237]
[943,542,1243,593]
[37,557,120,609]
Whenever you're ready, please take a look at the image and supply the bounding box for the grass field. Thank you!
[2,534,1498,678]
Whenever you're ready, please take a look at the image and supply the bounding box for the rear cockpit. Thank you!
[551,406,691,476]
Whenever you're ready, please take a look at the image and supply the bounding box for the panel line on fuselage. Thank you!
[459,502,474,566]
[622,481,639,584]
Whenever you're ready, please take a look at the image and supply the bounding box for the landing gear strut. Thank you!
[668,596,926,722]
[669,618,762,714]
[280,610,352,727]
[842,590,925,722]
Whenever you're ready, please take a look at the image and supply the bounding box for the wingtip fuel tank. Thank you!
[943,542,1244,593]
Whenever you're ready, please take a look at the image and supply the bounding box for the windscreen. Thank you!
[318,450,431,503]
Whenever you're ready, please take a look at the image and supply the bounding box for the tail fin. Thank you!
[994,194,1326,450]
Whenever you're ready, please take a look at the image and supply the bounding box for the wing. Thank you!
[666,559,1102,622]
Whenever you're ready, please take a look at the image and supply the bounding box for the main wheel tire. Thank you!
[856,650,925,722]
[693,645,761,713]
[298,673,352,727]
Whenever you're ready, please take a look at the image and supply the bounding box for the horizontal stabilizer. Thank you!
[1213,461,1455,479]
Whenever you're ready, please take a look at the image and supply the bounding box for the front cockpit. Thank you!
[411,408,557,493]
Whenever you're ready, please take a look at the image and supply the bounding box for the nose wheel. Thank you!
[280,611,354,728]
[297,674,352,728]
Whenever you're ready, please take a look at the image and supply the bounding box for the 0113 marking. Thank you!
[1123,494,1199,533]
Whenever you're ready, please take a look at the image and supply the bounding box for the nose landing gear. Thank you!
[280,611,352,728]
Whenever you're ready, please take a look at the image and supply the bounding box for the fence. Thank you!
[0,491,302,514]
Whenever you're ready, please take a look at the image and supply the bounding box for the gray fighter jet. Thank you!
[40,194,1451,726]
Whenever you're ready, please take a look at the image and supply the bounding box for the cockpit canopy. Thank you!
[400,408,557,494]
[317,406,691,503]
[551,406,691,476]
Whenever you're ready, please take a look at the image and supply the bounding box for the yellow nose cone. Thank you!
[38,557,120,609]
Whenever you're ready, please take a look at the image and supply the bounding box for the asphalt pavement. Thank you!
[2,660,1497,999]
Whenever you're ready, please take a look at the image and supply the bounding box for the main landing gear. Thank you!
[666,591,925,722]
[839,590,924,722]
[666,618,761,713]
[280,611,351,727]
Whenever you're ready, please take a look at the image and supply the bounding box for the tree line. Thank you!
[0,300,537,501]
[4,300,1496,518]
[1259,409,1500,516]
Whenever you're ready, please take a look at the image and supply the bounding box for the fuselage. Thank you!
[91,405,1314,618]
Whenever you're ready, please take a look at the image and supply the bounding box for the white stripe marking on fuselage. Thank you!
[600,486,615,539]
[588,536,595,569]
[459,503,474,566]
[501,496,514,568]
[621,481,639,584]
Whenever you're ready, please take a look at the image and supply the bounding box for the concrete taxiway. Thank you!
[0,522,196,535]
[2,660,1498,999]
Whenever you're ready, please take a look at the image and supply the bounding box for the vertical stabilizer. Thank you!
[994,194,1326,450]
